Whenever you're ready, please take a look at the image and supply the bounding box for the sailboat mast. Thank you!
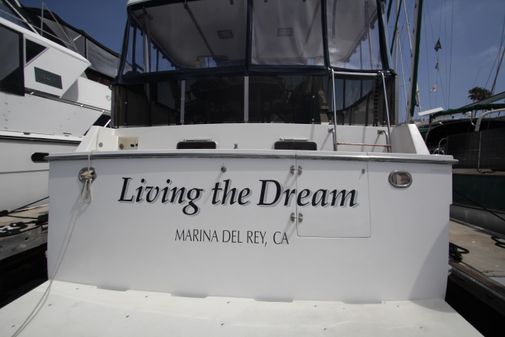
[407,0,423,119]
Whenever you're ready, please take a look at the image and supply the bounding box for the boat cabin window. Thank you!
[25,39,46,63]
[0,24,24,95]
[113,0,393,127]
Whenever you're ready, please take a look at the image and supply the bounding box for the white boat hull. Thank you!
[48,150,452,302]
[0,134,78,211]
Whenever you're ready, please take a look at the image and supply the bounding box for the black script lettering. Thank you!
[211,181,223,204]
[118,177,150,203]
[161,179,173,203]
[258,180,282,206]
[312,189,328,207]
[212,180,251,206]
[165,186,186,204]
[222,179,238,205]
[135,178,147,202]
[119,178,204,215]
[145,186,161,203]
[118,177,134,202]
[282,188,297,206]
[238,188,251,205]
[329,189,359,207]
[258,181,359,208]
[296,189,311,206]
[183,188,203,215]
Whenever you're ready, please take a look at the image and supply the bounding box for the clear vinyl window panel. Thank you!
[249,75,331,123]
[252,0,324,65]
[184,76,244,124]
[114,79,181,127]
[327,0,383,70]
[333,76,394,126]
[113,73,394,127]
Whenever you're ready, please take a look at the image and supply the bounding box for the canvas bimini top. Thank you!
[123,0,387,71]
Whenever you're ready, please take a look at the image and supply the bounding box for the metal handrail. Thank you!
[475,108,505,132]
[329,69,393,152]
[379,70,392,152]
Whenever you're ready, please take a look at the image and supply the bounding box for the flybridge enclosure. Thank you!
[113,0,394,127]
[123,0,388,70]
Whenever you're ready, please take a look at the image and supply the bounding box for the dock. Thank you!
[0,205,48,307]
[447,219,505,336]
[0,205,48,261]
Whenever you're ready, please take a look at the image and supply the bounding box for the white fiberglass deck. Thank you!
[0,280,481,337]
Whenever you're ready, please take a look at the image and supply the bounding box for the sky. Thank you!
[20,0,505,118]
[21,0,127,52]
[415,0,505,114]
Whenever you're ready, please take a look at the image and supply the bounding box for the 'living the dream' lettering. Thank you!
[118,177,359,216]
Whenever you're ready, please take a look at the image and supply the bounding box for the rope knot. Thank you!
[78,167,96,203]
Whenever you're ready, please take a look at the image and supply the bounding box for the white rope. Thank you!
[11,154,95,336]
[79,152,94,203]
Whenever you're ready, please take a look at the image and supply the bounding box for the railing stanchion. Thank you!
[379,71,392,152]
[331,68,338,151]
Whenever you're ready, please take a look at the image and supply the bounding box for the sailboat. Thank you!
[422,91,505,235]
[0,0,481,335]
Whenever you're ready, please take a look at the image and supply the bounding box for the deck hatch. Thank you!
[295,159,371,238]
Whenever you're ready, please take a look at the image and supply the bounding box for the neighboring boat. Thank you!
[421,91,505,235]
[0,0,114,213]
[0,0,480,335]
